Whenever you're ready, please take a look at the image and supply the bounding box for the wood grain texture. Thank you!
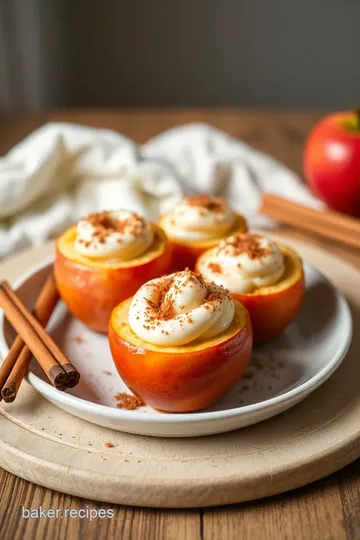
[203,476,347,540]
[0,468,201,540]
[1,109,360,540]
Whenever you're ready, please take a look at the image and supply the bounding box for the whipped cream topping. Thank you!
[74,210,153,260]
[128,269,235,346]
[161,195,236,243]
[197,233,285,293]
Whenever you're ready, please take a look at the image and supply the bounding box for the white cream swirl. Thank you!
[197,233,285,294]
[161,195,236,242]
[74,210,154,260]
[128,270,235,346]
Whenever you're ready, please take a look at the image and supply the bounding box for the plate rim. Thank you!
[0,256,353,426]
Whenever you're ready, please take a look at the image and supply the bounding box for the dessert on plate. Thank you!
[196,233,305,342]
[108,268,252,412]
[158,194,247,269]
[55,210,172,333]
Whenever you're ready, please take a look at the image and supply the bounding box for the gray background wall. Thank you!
[1,0,359,111]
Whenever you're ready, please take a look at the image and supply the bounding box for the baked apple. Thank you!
[158,194,247,270]
[109,269,252,412]
[55,210,172,333]
[196,233,305,343]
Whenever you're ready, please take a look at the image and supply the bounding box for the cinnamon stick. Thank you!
[1,281,79,387]
[0,285,68,388]
[0,273,60,402]
[260,194,360,249]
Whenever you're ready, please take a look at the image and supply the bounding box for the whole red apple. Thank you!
[304,109,360,216]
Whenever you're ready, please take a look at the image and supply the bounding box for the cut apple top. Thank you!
[57,224,168,269]
[197,242,303,296]
[110,297,249,353]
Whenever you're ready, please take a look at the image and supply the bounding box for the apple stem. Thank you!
[354,107,360,130]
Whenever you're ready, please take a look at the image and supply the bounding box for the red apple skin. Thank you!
[304,111,360,216]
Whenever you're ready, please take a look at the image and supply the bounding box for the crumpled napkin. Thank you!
[0,122,320,258]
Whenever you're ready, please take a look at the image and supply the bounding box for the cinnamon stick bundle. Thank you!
[0,274,80,402]
[0,274,60,401]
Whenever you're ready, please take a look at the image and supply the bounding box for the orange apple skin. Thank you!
[54,236,172,334]
[108,314,252,412]
[167,241,212,272]
[232,272,305,343]
[158,213,248,270]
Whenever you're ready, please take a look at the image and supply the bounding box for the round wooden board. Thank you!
[1,234,360,508]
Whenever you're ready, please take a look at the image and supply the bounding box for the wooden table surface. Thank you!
[1,109,360,540]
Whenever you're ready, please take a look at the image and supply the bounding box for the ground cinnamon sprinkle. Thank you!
[142,276,175,323]
[208,262,222,274]
[132,269,212,332]
[154,276,175,320]
[79,211,145,247]
[157,299,174,320]
[185,194,227,214]
[218,233,271,259]
[206,290,225,304]
[158,269,204,321]
[115,392,144,410]
[105,441,115,448]
[183,266,204,283]
[145,269,205,326]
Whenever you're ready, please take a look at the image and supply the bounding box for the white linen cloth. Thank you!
[0,122,321,258]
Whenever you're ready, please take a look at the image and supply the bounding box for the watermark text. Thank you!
[21,506,114,521]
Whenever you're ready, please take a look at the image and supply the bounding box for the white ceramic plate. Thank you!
[0,258,352,437]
